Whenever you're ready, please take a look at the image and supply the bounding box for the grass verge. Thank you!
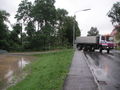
[116,47,120,50]
[8,49,73,90]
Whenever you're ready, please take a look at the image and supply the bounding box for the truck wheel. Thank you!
[77,46,80,50]
[88,46,92,52]
[77,45,82,50]
[85,47,88,51]
[79,46,83,50]
[92,47,95,52]
[107,49,110,54]
[83,47,87,51]
[89,48,92,52]
[99,48,102,53]
[77,45,80,50]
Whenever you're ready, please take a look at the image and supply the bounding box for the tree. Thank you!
[25,21,35,37]
[0,10,10,50]
[87,27,99,36]
[107,2,120,25]
[31,0,56,49]
[13,0,81,50]
[56,8,68,46]
[8,23,22,50]
[15,0,33,49]
[62,16,80,46]
[56,9,80,46]
[32,0,56,29]
[15,0,32,23]
[10,24,21,44]
[115,31,120,41]
[0,10,10,39]
[108,2,120,45]
[10,23,21,42]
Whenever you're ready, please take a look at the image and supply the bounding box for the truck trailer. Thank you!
[75,35,114,53]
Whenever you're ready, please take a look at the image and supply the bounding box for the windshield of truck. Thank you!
[101,36,105,40]
[106,36,114,41]
[101,36,114,42]
[109,37,114,41]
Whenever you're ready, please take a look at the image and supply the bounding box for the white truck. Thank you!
[75,35,114,53]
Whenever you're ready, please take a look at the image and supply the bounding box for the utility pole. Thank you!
[73,9,91,49]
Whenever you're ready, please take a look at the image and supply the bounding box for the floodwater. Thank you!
[0,54,34,90]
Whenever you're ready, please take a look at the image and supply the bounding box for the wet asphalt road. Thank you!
[84,50,120,90]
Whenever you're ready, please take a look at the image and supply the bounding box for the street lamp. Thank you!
[73,9,91,48]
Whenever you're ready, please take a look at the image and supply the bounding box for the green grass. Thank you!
[116,47,120,50]
[8,49,73,90]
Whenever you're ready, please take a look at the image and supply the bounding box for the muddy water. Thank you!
[0,54,34,90]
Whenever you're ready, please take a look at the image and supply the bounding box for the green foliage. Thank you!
[56,9,80,46]
[15,0,32,23]
[0,40,9,50]
[8,50,73,90]
[25,21,35,37]
[0,10,10,50]
[108,2,120,25]
[87,27,99,36]
[63,16,80,44]
[108,2,120,43]
[32,0,56,26]
[0,0,81,51]
[0,10,9,39]
[12,24,21,34]
[115,31,120,42]
[0,10,10,22]
[10,24,21,44]
[115,25,120,32]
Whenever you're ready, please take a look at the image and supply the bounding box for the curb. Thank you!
[82,51,101,90]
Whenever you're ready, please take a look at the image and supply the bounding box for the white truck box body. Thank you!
[75,36,97,44]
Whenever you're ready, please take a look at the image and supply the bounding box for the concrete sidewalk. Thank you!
[63,50,98,90]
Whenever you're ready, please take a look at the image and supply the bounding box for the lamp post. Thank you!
[73,9,91,49]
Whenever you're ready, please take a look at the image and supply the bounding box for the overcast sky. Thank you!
[0,0,119,36]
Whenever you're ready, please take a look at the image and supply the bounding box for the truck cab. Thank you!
[99,35,114,53]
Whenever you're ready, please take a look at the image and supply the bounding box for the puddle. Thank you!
[94,66,108,82]
[85,53,109,84]
[0,55,34,90]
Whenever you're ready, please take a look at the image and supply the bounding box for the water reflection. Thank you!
[0,55,34,90]
[18,57,30,69]
[5,69,14,83]
[86,52,109,82]
[94,64,109,82]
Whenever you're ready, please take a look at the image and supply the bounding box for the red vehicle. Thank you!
[75,35,114,53]
[99,35,114,53]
